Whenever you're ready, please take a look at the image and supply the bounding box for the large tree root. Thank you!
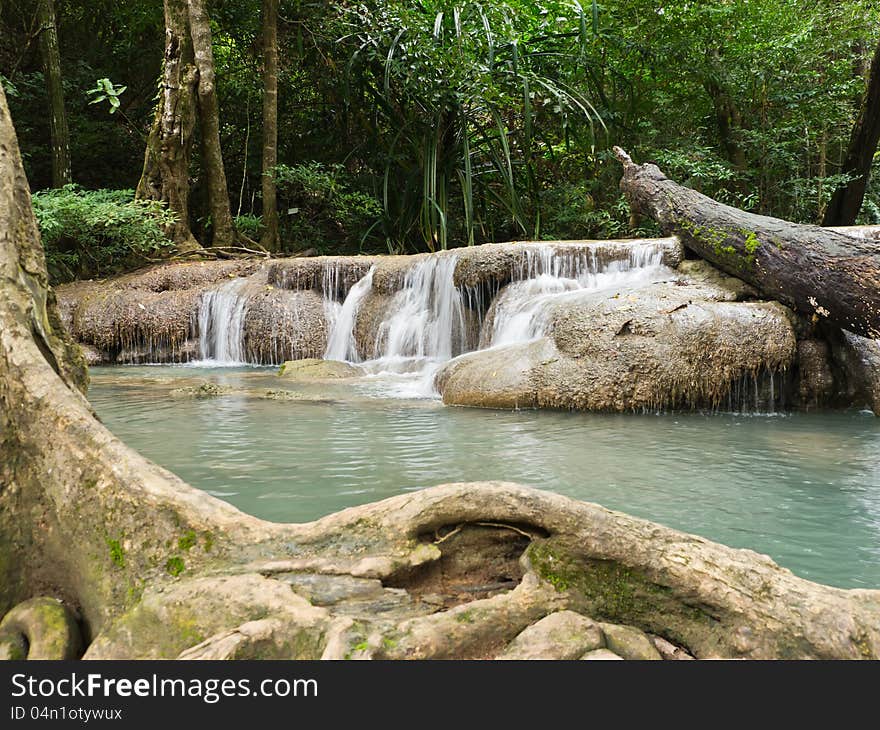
[2,88,879,660]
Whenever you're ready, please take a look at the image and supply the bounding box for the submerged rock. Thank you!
[170,382,235,398]
[278,358,364,380]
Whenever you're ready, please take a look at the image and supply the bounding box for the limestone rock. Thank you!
[497,610,604,660]
[438,263,797,412]
[796,339,835,408]
[242,288,329,362]
[828,330,880,413]
[580,648,623,660]
[599,623,662,660]
[278,358,363,381]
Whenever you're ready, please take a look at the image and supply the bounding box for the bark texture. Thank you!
[615,147,880,338]
[259,0,281,251]
[187,0,237,248]
[36,0,71,187]
[823,39,880,226]
[136,0,200,251]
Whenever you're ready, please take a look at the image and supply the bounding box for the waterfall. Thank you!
[197,279,250,364]
[324,266,375,362]
[375,255,467,365]
[192,240,669,377]
[489,274,581,348]
[487,242,668,348]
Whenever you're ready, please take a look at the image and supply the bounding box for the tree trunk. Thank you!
[187,0,237,248]
[259,0,281,251]
[136,0,200,251]
[615,146,880,338]
[823,39,880,226]
[36,0,71,187]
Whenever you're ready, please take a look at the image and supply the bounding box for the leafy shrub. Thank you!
[271,163,382,252]
[33,186,176,282]
[233,213,265,239]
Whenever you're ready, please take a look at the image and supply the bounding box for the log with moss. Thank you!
[614,146,880,338]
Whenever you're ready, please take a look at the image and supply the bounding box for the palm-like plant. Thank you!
[339,1,602,252]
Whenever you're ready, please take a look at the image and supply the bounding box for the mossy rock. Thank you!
[600,622,662,660]
[497,610,604,660]
[278,358,364,381]
[0,597,82,659]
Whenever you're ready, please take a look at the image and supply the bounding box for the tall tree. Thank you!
[823,38,880,226]
[260,0,280,251]
[136,0,200,250]
[137,0,237,250]
[36,0,71,187]
[187,0,236,248]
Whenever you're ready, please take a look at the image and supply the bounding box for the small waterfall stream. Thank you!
[197,279,250,364]
[375,256,467,365]
[324,266,375,362]
[487,245,666,348]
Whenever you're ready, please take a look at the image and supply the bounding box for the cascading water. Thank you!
[322,241,671,396]
[197,279,250,364]
[324,266,375,362]
[376,255,468,364]
[488,243,668,348]
[193,241,670,384]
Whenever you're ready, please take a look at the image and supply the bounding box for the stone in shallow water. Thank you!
[599,623,662,660]
[278,358,364,381]
[497,610,604,660]
[170,382,234,398]
[437,263,797,413]
[580,648,624,660]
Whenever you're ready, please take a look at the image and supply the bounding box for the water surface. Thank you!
[88,365,880,589]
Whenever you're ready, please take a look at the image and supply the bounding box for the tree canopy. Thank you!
[2,0,879,279]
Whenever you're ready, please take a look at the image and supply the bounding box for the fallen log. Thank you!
[614,147,880,338]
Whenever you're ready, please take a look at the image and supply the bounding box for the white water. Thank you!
[488,244,668,348]
[353,255,468,396]
[324,266,375,362]
[319,241,671,397]
[197,279,250,364]
[196,242,669,384]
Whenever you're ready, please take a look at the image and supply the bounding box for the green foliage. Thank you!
[164,556,185,577]
[87,78,127,114]
[337,0,600,251]
[33,186,175,282]
[4,0,880,261]
[233,213,265,239]
[271,163,382,252]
